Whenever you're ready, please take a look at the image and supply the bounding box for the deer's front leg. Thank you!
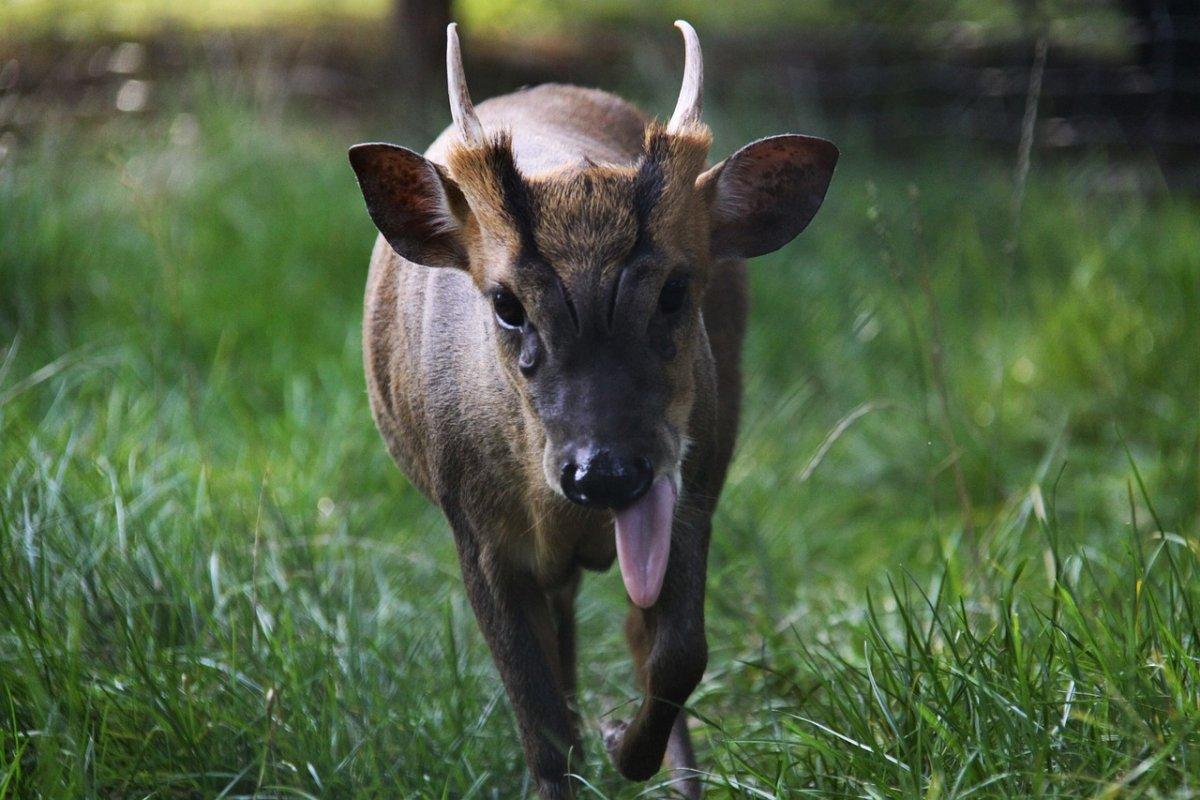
[605,513,709,784]
[549,572,583,750]
[445,506,579,800]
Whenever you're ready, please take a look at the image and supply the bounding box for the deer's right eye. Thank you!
[658,277,688,315]
[491,289,526,330]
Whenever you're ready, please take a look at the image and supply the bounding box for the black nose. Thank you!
[560,450,653,510]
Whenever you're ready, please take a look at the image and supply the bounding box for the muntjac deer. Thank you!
[349,21,837,799]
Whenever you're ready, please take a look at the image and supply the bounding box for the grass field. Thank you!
[2,65,1199,797]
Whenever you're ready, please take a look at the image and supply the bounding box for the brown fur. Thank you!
[353,81,835,799]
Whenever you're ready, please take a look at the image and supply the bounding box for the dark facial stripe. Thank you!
[630,131,670,257]
[486,141,541,262]
[556,273,581,333]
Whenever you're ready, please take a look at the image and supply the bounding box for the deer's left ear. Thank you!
[348,142,472,270]
[697,135,838,260]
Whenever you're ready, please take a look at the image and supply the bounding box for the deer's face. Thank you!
[349,22,836,607]
[457,128,716,516]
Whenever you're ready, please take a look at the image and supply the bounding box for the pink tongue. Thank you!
[614,475,677,608]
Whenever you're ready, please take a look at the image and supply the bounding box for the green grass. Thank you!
[2,69,1199,797]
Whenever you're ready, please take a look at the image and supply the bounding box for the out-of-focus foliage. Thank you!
[2,0,1132,54]
[0,0,390,37]
[461,0,1129,52]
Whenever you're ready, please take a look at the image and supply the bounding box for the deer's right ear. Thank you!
[697,135,837,260]
[349,143,471,270]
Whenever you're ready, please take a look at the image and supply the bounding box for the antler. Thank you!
[446,23,485,145]
[667,20,703,132]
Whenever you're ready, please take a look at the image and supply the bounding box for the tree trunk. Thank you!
[391,0,453,100]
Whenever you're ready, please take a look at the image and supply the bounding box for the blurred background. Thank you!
[1,2,1199,798]
[4,0,1199,169]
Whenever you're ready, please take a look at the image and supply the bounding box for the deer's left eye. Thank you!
[492,289,527,330]
[658,277,688,315]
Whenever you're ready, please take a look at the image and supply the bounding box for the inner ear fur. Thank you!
[348,143,470,270]
[697,134,838,260]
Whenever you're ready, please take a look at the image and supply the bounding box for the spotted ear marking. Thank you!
[698,135,838,260]
[349,143,470,270]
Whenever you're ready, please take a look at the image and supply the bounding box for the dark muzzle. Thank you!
[560,449,653,510]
